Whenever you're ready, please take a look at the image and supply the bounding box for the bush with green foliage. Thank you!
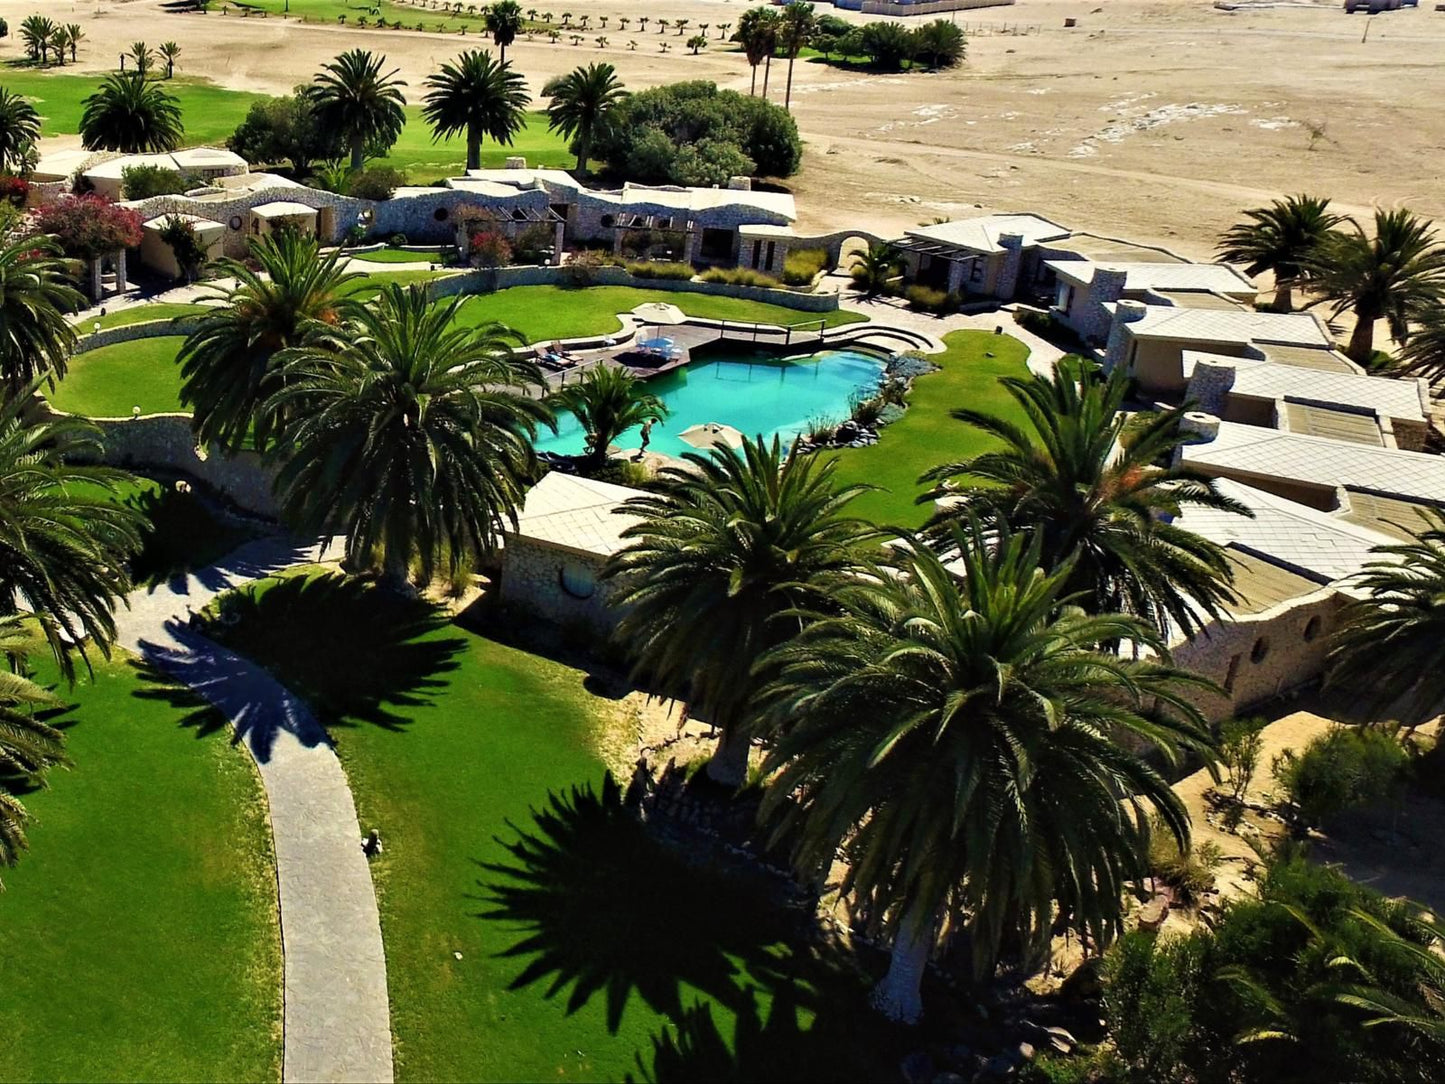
[781,247,828,286]
[157,215,210,282]
[910,20,966,70]
[589,80,802,183]
[510,223,554,265]
[1273,725,1411,826]
[346,166,407,201]
[120,163,196,200]
[698,266,782,288]
[227,89,341,177]
[1219,716,1267,803]
[905,284,953,313]
[854,22,915,71]
[1147,831,1221,903]
[623,260,694,281]
[33,194,143,260]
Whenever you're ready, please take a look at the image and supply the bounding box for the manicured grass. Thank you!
[0,653,282,1081]
[120,476,259,586]
[453,285,866,343]
[85,303,208,331]
[348,247,445,264]
[48,335,188,418]
[206,573,903,1082]
[828,330,1032,528]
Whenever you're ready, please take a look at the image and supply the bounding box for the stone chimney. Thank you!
[727,175,752,191]
[1179,411,1221,444]
[504,156,527,170]
[995,232,1025,300]
[1103,300,1149,375]
[1184,358,1239,417]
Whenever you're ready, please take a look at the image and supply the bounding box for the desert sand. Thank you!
[6,0,1444,257]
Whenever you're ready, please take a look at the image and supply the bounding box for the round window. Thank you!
[228,214,243,231]
[433,206,449,222]
[600,213,615,229]
[1303,616,1322,642]
[559,562,597,600]
[1250,637,1270,664]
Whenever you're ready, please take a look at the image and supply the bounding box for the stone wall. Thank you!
[375,186,553,244]
[499,536,622,633]
[73,315,203,352]
[125,188,366,256]
[1102,300,1148,374]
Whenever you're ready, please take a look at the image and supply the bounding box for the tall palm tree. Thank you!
[485,0,525,62]
[552,364,669,469]
[543,62,627,176]
[758,523,1213,1022]
[65,24,82,63]
[0,88,41,174]
[778,1,816,112]
[159,41,181,79]
[266,284,549,585]
[0,617,65,879]
[734,8,778,98]
[921,359,1247,640]
[308,49,408,171]
[179,232,360,453]
[604,437,875,786]
[0,400,147,681]
[1216,194,1342,312]
[19,16,56,65]
[1308,208,1445,364]
[49,26,70,66]
[129,41,153,76]
[79,73,184,153]
[1397,300,1445,387]
[0,234,83,394]
[422,50,530,172]
[1326,509,1445,725]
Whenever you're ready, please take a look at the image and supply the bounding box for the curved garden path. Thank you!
[115,537,394,1084]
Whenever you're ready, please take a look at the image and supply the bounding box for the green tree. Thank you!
[910,19,965,70]
[64,23,81,63]
[1216,194,1343,312]
[1397,300,1445,387]
[422,50,530,172]
[1327,509,1445,725]
[687,33,707,55]
[605,437,875,786]
[735,8,781,98]
[79,72,184,153]
[0,88,41,175]
[543,62,627,176]
[129,41,153,76]
[178,232,361,452]
[849,242,903,295]
[158,215,210,282]
[778,1,816,112]
[227,90,342,177]
[19,16,56,64]
[267,284,549,585]
[759,523,1212,1022]
[485,0,524,62]
[0,618,65,877]
[858,21,914,71]
[552,364,669,469]
[159,40,181,79]
[0,233,83,394]
[307,49,408,171]
[1308,208,1445,363]
[922,359,1246,640]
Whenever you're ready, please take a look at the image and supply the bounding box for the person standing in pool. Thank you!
[639,416,655,456]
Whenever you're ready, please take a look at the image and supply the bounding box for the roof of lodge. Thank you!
[1047,259,1256,296]
[250,200,317,218]
[904,213,1072,255]
[1183,352,1425,422]
[508,472,645,557]
[84,147,248,179]
[1114,305,1332,347]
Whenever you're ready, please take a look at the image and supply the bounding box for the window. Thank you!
[228,215,243,231]
[1303,616,1322,642]
[968,259,984,284]
[656,216,673,230]
[433,206,449,222]
[1223,653,1242,694]
[558,562,597,600]
[1250,637,1270,664]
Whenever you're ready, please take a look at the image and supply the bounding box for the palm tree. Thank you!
[485,0,524,62]
[129,41,153,76]
[1397,300,1445,387]
[921,359,1246,641]
[19,16,56,65]
[159,41,181,79]
[79,73,184,153]
[308,49,408,171]
[778,1,816,112]
[0,88,41,174]
[675,17,689,36]
[266,284,549,585]
[0,618,65,878]
[849,242,903,295]
[687,34,706,55]
[423,50,530,171]
[49,26,70,66]
[0,401,147,681]
[552,365,668,469]
[604,437,875,786]
[65,23,82,63]
[1216,195,1343,312]
[1308,208,1445,364]
[1326,509,1445,725]
[543,62,627,176]
[179,232,360,452]
[758,523,1213,1022]
[0,234,83,394]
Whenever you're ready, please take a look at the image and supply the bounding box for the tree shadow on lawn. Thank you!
[475,775,907,1081]
[124,484,259,591]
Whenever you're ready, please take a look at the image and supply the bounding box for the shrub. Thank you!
[347,166,407,201]
[857,21,915,71]
[848,390,884,428]
[905,284,952,313]
[1148,831,1222,903]
[345,224,367,246]
[1219,716,1267,803]
[157,215,209,282]
[803,414,838,444]
[564,247,607,286]
[468,229,512,268]
[780,247,828,286]
[511,223,554,265]
[698,266,781,288]
[669,138,755,187]
[0,174,28,207]
[624,260,694,281]
[1273,725,1411,826]
[120,163,196,201]
[33,194,143,260]
[911,19,966,70]
[387,233,408,248]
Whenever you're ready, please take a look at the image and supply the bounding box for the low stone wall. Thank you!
[73,316,203,352]
[499,536,622,634]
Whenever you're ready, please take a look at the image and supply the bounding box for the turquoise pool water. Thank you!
[538,349,886,459]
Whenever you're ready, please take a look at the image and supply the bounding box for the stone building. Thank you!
[1047,259,1258,344]
[82,147,249,201]
[896,212,1075,301]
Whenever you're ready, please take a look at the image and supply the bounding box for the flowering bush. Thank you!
[467,229,512,269]
[0,175,29,208]
[33,194,143,260]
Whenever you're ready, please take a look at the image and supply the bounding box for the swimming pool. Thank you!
[537,348,887,459]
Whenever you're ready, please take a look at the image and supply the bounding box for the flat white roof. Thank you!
[142,212,225,232]
[1184,352,1428,423]
[1181,421,1445,504]
[250,200,317,218]
[509,472,646,556]
[1116,305,1331,347]
[85,147,247,180]
[619,182,797,220]
[1048,259,1256,296]
[905,213,1071,255]
[1174,477,1398,585]
[464,166,581,191]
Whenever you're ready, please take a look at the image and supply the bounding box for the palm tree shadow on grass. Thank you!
[127,658,234,740]
[475,776,899,1079]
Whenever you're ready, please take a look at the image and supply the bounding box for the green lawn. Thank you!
[0,653,282,1081]
[829,330,1032,528]
[48,335,188,418]
[117,475,260,586]
[206,573,905,1082]
[348,247,446,264]
[85,303,208,331]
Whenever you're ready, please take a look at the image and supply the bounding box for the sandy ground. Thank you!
[8,0,1445,258]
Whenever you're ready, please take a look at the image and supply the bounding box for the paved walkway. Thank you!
[115,537,394,1084]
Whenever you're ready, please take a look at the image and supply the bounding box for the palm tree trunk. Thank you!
[575,127,591,176]
[750,64,757,96]
[762,54,772,99]
[1272,281,1292,312]
[704,723,750,787]
[350,133,365,173]
[466,128,481,172]
[500,43,507,64]
[785,56,796,111]
[868,897,933,1024]
[1347,310,1376,363]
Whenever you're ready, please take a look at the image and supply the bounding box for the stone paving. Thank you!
[115,537,394,1084]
